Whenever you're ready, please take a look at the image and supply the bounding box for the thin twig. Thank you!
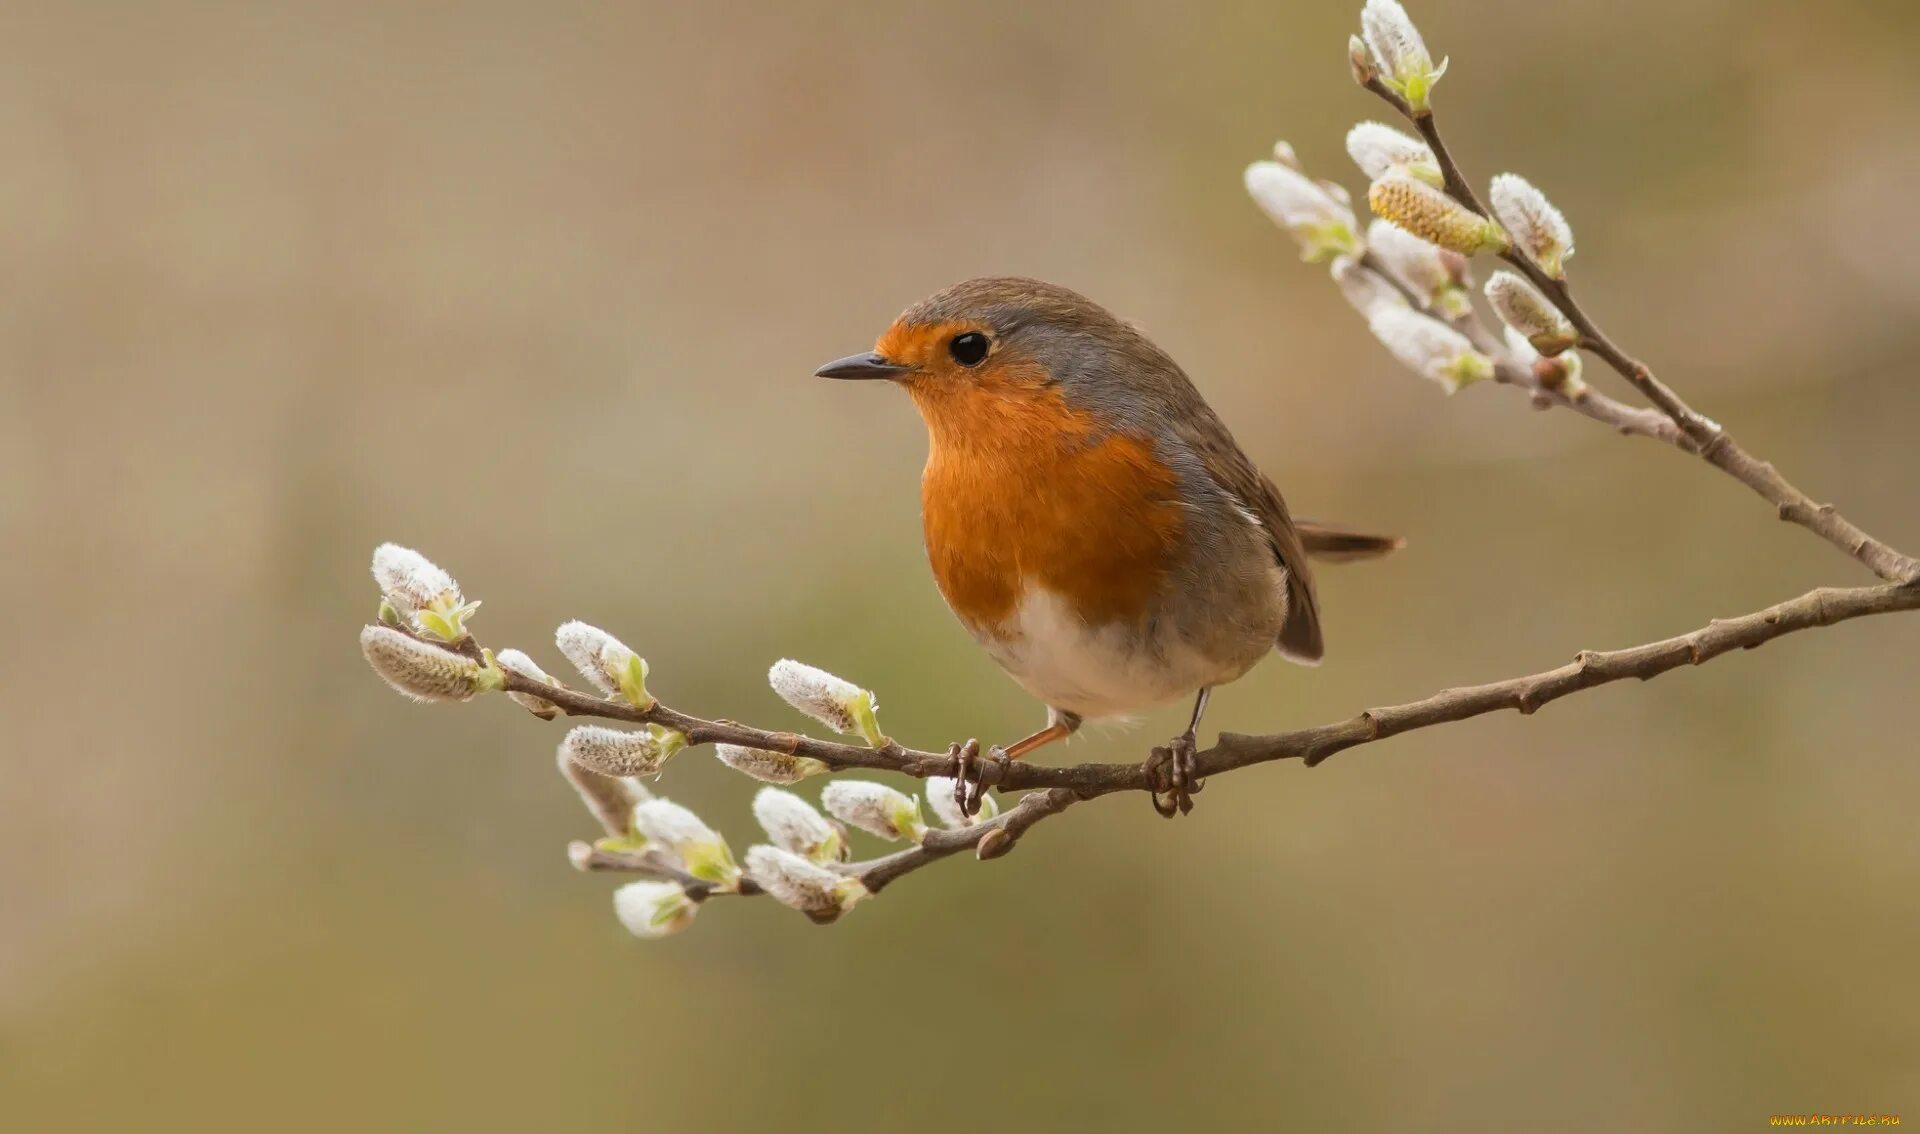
[1356,250,1689,449]
[854,789,1077,892]
[1204,577,1920,773]
[567,841,765,899]
[567,788,1078,899]
[1363,80,1919,584]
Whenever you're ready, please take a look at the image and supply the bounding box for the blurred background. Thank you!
[4,0,1918,1129]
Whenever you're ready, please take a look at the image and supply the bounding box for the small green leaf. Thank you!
[649,897,686,928]
[682,842,741,890]
[1434,286,1475,321]
[1298,221,1361,264]
[595,833,650,854]
[889,797,928,844]
[474,650,506,694]
[651,725,688,763]
[848,690,886,747]
[812,827,846,865]
[616,654,653,708]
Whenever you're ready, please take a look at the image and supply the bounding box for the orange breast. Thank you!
[913,375,1185,635]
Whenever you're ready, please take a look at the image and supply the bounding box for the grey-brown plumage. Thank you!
[901,276,1392,667]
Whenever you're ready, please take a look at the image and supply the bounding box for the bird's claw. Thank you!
[948,739,978,817]
[1144,731,1204,818]
[948,739,1009,818]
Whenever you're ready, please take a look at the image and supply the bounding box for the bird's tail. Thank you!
[1294,520,1404,563]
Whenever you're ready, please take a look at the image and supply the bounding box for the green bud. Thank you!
[1361,0,1448,114]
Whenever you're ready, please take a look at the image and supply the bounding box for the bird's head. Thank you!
[815,277,1173,443]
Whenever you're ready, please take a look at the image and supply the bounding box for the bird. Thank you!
[815,277,1400,817]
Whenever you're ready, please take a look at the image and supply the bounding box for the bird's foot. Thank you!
[1144,730,1205,818]
[948,739,1011,819]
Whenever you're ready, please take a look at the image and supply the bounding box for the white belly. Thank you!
[974,586,1243,719]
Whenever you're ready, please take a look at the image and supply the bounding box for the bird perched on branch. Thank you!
[816,277,1399,816]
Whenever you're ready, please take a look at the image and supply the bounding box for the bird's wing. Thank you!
[1177,414,1324,665]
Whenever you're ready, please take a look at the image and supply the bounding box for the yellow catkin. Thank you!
[1368,176,1506,256]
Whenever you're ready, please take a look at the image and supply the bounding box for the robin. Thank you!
[815,277,1399,817]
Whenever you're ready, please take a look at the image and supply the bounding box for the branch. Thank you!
[373,571,1917,923]
[499,576,1920,801]
[1363,76,1919,584]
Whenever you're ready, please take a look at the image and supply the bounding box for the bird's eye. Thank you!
[948,332,990,367]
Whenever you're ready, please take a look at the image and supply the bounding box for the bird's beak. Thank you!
[814,352,911,381]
